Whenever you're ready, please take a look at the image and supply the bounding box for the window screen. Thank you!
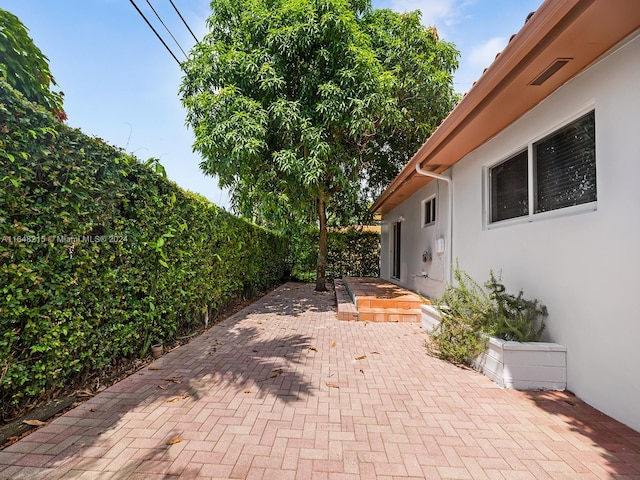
[490,150,529,223]
[534,111,596,213]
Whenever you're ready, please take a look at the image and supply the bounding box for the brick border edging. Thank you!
[334,279,358,321]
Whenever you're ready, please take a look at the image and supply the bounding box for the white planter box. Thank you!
[421,304,443,333]
[472,337,566,390]
[421,304,567,391]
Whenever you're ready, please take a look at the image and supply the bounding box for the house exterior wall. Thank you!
[380,177,451,300]
[450,33,640,432]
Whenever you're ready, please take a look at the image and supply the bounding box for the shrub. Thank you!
[288,227,380,282]
[485,271,547,342]
[0,80,287,418]
[429,264,547,364]
[429,267,493,364]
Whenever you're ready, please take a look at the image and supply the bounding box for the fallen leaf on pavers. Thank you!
[355,355,367,360]
[330,341,336,348]
[157,385,168,390]
[270,368,283,378]
[165,397,181,403]
[23,419,47,427]
[182,394,191,399]
[325,382,340,389]
[244,390,252,394]
[252,349,258,353]
[162,376,182,383]
[256,321,263,324]
[148,367,163,371]
[90,408,97,413]
[370,351,381,355]
[166,437,183,445]
[308,346,318,352]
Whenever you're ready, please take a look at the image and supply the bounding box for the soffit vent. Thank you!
[530,58,572,86]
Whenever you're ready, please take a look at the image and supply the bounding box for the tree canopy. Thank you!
[180,0,459,290]
[0,8,66,120]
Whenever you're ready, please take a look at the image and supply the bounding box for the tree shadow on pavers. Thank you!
[522,390,640,476]
[0,283,324,479]
[176,324,317,403]
[78,427,205,480]
[241,282,337,317]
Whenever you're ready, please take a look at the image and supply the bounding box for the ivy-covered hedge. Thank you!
[0,81,287,418]
[289,227,380,282]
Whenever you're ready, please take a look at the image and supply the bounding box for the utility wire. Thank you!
[128,0,182,67]
[145,0,188,58]
[169,0,200,44]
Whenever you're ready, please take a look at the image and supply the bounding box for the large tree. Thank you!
[180,0,458,291]
[359,9,460,198]
[0,8,66,120]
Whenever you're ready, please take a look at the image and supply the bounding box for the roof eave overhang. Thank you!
[371,0,640,216]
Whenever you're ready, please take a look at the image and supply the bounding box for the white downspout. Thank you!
[415,163,453,284]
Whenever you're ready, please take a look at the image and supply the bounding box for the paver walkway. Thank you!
[1,282,639,480]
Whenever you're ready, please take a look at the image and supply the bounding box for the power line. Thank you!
[169,0,200,44]
[128,0,181,67]
[145,0,188,58]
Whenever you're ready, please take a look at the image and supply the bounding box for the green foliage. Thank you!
[288,227,380,281]
[0,8,65,120]
[180,0,459,290]
[484,271,547,342]
[430,266,493,364]
[0,80,287,418]
[360,9,460,196]
[430,264,547,364]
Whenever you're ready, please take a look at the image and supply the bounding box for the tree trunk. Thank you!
[315,196,328,292]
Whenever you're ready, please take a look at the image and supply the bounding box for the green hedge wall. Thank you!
[289,228,380,282]
[0,81,287,417]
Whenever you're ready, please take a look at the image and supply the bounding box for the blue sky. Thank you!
[1,0,541,210]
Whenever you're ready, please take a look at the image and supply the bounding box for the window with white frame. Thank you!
[488,110,596,225]
[422,195,437,227]
[490,150,528,223]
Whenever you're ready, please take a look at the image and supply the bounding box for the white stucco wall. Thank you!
[380,177,451,300]
[449,33,640,431]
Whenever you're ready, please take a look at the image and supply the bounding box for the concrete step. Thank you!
[335,277,427,322]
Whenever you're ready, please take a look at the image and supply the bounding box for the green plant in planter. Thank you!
[430,266,493,364]
[485,271,547,342]
[429,264,547,364]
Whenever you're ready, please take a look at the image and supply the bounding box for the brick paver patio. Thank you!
[1,282,639,479]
